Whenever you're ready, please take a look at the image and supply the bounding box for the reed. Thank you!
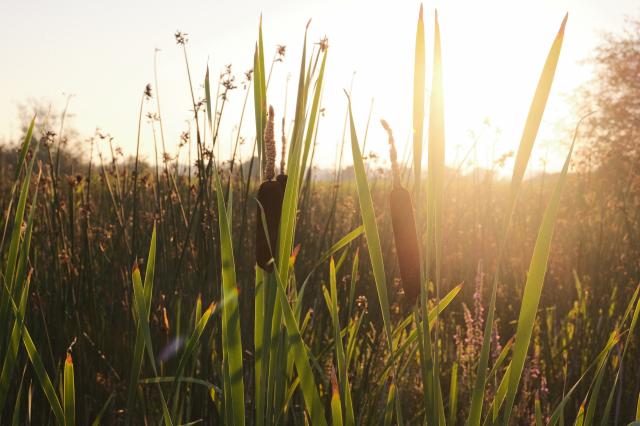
[255,106,284,271]
[381,119,421,305]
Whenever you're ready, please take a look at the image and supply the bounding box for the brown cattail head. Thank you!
[256,180,283,271]
[256,105,284,271]
[390,186,421,305]
[276,174,288,192]
[383,120,421,305]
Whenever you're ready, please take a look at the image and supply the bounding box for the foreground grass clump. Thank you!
[0,7,639,426]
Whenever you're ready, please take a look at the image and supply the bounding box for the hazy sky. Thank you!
[1,0,638,174]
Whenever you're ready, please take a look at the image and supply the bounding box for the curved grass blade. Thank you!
[131,228,173,426]
[0,271,32,414]
[467,15,568,424]
[348,92,408,425]
[502,126,575,424]
[270,261,327,426]
[412,4,425,199]
[383,381,396,426]
[14,116,35,181]
[214,170,245,426]
[448,362,458,425]
[170,302,216,414]
[346,94,393,351]
[0,174,39,414]
[23,329,64,423]
[599,284,640,425]
[547,331,619,426]
[328,258,355,426]
[300,226,363,295]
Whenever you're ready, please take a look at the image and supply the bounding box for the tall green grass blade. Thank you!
[378,284,462,382]
[14,116,35,182]
[125,326,145,424]
[346,94,393,351]
[214,171,245,426]
[509,14,568,204]
[448,361,458,425]
[547,331,619,426]
[301,226,362,289]
[412,4,425,199]
[270,262,327,426]
[253,17,267,174]
[0,116,35,266]
[600,284,640,425]
[329,258,355,426]
[170,302,215,416]
[273,377,300,424]
[347,93,405,425]
[0,272,31,413]
[502,123,575,424]
[63,354,75,426]
[383,382,396,426]
[22,328,64,423]
[0,172,38,414]
[0,270,32,413]
[131,228,173,426]
[255,266,266,426]
[424,12,446,424]
[0,134,39,332]
[11,368,26,426]
[583,347,612,425]
[298,50,327,191]
[468,15,568,425]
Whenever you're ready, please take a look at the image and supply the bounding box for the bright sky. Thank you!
[1,0,638,174]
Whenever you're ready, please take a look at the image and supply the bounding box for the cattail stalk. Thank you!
[382,119,421,304]
[256,106,284,270]
[277,117,288,190]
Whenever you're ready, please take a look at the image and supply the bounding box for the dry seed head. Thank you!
[380,119,400,188]
[264,105,276,180]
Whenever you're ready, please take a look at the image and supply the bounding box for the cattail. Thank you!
[256,106,284,271]
[382,119,421,305]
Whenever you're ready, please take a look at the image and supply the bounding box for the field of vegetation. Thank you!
[1,7,639,425]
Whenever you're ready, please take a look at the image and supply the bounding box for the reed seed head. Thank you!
[381,119,401,188]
